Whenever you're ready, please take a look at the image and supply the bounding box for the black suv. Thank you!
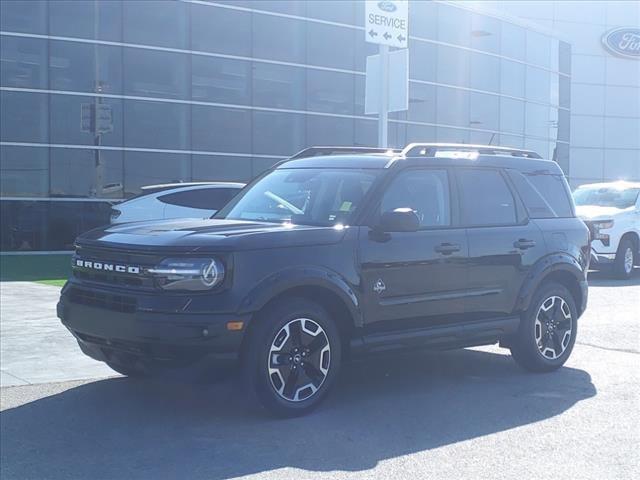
[58,144,590,416]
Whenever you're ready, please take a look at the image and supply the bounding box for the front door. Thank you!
[358,168,469,333]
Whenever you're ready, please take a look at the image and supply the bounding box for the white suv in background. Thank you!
[573,181,640,279]
[110,182,245,224]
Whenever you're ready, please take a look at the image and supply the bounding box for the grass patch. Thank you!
[0,254,71,283]
[36,279,68,287]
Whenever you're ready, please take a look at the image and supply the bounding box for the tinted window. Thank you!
[0,0,47,34]
[380,169,451,228]
[123,0,187,49]
[458,169,517,226]
[0,36,48,89]
[0,146,49,197]
[526,174,573,217]
[160,188,238,210]
[50,0,122,41]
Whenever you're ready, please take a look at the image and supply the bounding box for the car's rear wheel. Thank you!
[242,297,342,417]
[510,282,577,372]
[613,238,635,279]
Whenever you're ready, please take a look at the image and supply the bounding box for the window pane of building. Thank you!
[306,22,355,70]
[49,41,122,94]
[470,52,500,93]
[525,66,550,104]
[253,63,306,110]
[438,3,471,47]
[526,30,551,68]
[253,111,305,156]
[525,102,550,139]
[192,56,251,105]
[0,0,47,34]
[124,152,191,196]
[191,3,251,57]
[123,100,189,150]
[500,22,525,61]
[470,12,501,54]
[50,95,123,147]
[437,45,469,88]
[436,126,469,144]
[307,116,354,147]
[436,87,469,128]
[0,91,48,143]
[355,119,376,147]
[191,106,251,154]
[409,40,437,83]
[306,0,355,24]
[404,82,436,124]
[0,146,49,197]
[50,149,123,198]
[0,36,48,89]
[252,14,306,64]
[501,59,525,98]
[192,155,253,183]
[49,0,122,41]
[123,0,187,49]
[307,70,354,115]
[500,97,525,135]
[470,92,499,131]
[123,48,188,99]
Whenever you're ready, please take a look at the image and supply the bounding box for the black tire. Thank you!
[510,282,578,373]
[241,297,342,417]
[613,237,636,279]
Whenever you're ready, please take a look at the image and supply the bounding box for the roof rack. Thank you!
[289,146,400,159]
[401,143,542,159]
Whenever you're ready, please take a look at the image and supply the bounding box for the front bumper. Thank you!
[590,248,616,267]
[57,289,249,367]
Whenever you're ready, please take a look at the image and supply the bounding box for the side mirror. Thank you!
[378,208,420,232]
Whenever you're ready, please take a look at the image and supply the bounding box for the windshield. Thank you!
[216,168,379,226]
[573,186,640,209]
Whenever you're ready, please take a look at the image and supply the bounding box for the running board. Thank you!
[350,316,520,354]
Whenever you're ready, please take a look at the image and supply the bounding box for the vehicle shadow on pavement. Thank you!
[1,348,596,479]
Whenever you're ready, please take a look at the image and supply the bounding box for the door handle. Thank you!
[434,243,461,255]
[514,239,536,250]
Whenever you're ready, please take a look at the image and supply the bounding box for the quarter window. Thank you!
[458,169,517,226]
[379,170,451,228]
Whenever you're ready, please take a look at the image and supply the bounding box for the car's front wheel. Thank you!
[613,237,636,279]
[242,297,342,417]
[510,282,577,372]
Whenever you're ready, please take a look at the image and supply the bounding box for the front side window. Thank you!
[573,186,640,209]
[378,169,451,228]
[458,168,517,226]
[217,168,379,226]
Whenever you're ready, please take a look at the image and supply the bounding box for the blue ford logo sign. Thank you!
[378,1,397,13]
[602,27,640,59]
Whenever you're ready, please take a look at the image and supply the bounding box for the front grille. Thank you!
[68,287,137,313]
[72,245,162,290]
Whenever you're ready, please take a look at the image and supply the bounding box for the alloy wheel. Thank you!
[624,247,634,274]
[268,318,330,402]
[534,295,573,360]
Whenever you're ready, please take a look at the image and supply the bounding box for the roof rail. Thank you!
[401,143,542,159]
[289,146,400,160]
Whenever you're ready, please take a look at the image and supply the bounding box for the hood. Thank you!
[575,204,628,220]
[77,218,348,252]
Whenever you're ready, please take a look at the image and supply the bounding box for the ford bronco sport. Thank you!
[58,143,590,416]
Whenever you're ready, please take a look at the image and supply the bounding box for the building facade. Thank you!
[0,0,570,252]
[488,0,640,187]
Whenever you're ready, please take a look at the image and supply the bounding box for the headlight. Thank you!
[591,220,614,246]
[149,258,225,291]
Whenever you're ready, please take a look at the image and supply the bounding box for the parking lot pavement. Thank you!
[0,282,114,387]
[1,273,639,479]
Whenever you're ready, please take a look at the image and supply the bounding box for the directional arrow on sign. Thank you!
[383,32,391,40]
[397,34,406,42]
[369,29,378,37]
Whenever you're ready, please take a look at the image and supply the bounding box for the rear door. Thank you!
[358,167,469,333]
[456,167,546,318]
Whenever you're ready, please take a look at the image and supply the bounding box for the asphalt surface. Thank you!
[1,272,639,479]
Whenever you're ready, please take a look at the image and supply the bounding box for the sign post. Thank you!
[364,0,409,148]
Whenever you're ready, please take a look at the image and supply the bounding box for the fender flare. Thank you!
[238,266,363,327]
[515,253,585,314]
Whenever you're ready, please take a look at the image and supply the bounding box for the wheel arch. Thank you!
[516,254,587,317]
[619,231,639,253]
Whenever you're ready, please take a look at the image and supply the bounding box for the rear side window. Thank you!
[457,169,517,226]
[159,188,238,210]
[508,170,574,218]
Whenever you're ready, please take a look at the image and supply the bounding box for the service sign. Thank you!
[365,0,409,48]
[601,27,640,59]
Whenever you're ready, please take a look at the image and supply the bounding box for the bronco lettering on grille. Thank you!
[75,259,140,274]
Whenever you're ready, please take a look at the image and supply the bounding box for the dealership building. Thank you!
[0,0,634,253]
